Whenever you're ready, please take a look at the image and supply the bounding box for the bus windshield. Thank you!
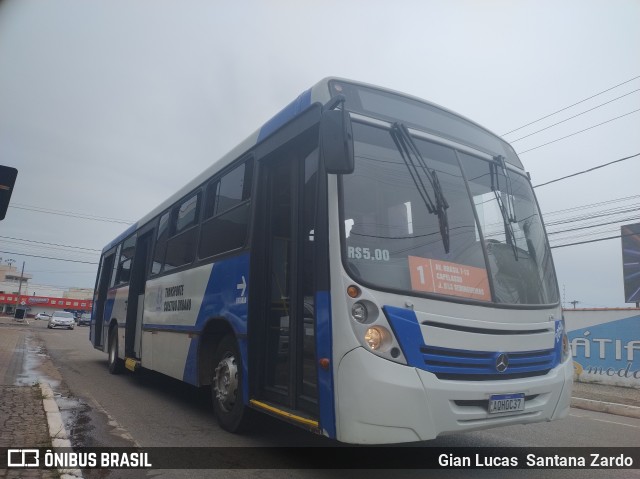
[341,120,559,306]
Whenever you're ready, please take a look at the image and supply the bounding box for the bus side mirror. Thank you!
[320,108,354,174]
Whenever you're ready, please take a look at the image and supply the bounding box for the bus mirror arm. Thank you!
[320,96,355,174]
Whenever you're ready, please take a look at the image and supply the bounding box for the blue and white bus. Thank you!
[90,78,572,444]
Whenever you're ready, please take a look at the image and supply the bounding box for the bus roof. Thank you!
[102,77,516,253]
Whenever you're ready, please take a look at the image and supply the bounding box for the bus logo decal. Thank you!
[236,276,247,304]
[495,353,509,373]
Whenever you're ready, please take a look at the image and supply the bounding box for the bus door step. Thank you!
[249,399,320,433]
[124,357,141,372]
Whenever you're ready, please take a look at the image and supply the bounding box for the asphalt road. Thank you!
[26,319,640,479]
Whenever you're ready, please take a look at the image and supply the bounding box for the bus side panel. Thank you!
[141,253,249,386]
[183,253,250,387]
[142,264,214,379]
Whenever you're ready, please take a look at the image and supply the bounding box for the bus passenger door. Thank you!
[253,136,319,418]
[91,252,115,349]
[125,230,152,359]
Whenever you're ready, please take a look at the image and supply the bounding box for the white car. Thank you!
[35,312,51,320]
[48,311,75,330]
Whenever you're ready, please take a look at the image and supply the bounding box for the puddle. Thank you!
[14,335,60,388]
[15,333,84,441]
[55,394,95,445]
[14,329,137,459]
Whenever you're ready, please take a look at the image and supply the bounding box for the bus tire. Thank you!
[211,335,251,432]
[108,328,124,374]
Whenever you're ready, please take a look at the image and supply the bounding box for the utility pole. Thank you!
[13,261,25,321]
[569,300,580,309]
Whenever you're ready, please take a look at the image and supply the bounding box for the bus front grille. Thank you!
[419,345,557,380]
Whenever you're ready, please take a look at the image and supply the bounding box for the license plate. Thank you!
[488,393,525,414]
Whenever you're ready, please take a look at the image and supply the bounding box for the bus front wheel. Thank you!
[211,335,251,432]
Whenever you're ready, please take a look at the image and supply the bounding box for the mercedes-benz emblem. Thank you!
[495,353,509,373]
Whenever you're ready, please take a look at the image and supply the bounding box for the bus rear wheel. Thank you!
[211,335,251,432]
[108,328,124,374]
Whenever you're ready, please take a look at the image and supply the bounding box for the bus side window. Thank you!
[115,234,137,285]
[199,159,253,259]
[151,211,170,275]
[164,192,201,272]
[109,243,121,288]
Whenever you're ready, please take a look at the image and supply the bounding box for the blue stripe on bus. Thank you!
[103,296,116,329]
[316,290,336,439]
[553,319,563,365]
[382,306,425,367]
[100,294,117,350]
[384,305,560,376]
[182,253,250,388]
[143,324,198,332]
[257,89,312,142]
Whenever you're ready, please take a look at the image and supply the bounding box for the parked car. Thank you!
[77,313,91,326]
[35,312,51,320]
[47,311,75,330]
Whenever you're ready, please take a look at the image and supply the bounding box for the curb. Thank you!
[571,396,640,420]
[39,381,84,479]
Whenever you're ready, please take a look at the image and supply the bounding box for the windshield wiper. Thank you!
[390,123,450,254]
[490,155,519,260]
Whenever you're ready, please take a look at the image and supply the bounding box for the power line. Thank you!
[9,203,134,225]
[0,235,102,252]
[533,153,640,188]
[517,109,640,155]
[28,270,96,274]
[550,226,623,244]
[543,194,640,217]
[551,232,634,249]
[1,241,100,259]
[545,204,640,227]
[547,214,640,236]
[509,88,640,143]
[548,218,634,243]
[546,205,640,227]
[502,75,640,136]
[0,250,99,265]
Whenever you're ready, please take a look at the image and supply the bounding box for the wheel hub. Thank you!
[213,354,238,413]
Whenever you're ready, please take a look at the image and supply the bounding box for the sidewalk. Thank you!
[0,314,638,478]
[0,317,62,478]
[571,379,640,418]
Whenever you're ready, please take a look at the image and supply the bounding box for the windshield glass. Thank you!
[330,80,522,169]
[341,121,559,306]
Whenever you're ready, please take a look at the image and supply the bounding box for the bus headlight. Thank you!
[364,326,390,351]
[351,302,368,323]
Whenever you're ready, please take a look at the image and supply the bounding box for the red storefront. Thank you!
[0,294,93,316]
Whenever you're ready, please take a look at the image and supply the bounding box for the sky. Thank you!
[0,0,639,308]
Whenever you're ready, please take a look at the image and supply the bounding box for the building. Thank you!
[0,263,93,316]
[565,308,640,389]
[0,262,32,291]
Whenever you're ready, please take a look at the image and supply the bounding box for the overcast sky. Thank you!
[1,0,639,307]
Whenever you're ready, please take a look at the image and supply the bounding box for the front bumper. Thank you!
[336,347,573,444]
[50,320,75,328]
